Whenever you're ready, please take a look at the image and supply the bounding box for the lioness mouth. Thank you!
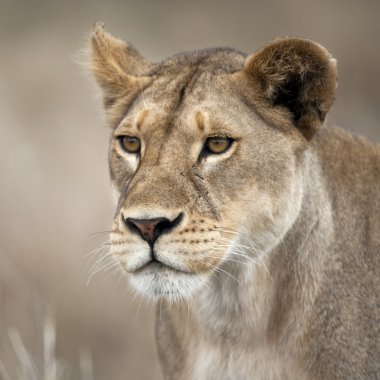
[134,259,191,275]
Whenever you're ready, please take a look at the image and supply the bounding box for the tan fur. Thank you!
[89,24,380,379]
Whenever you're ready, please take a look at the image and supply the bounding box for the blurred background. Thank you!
[0,0,379,379]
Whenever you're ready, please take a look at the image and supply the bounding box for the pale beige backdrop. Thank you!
[0,0,379,379]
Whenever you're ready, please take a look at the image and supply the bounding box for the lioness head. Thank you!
[90,23,337,302]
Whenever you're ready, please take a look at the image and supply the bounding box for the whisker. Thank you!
[86,250,115,284]
[85,240,112,258]
[87,230,112,238]
[77,231,113,248]
[213,240,262,264]
[191,253,242,266]
[198,260,241,285]
[212,236,272,277]
[87,249,113,272]
[88,260,120,283]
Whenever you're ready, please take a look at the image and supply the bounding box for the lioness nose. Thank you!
[125,213,183,246]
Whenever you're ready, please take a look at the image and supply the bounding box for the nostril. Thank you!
[155,212,183,236]
[124,213,184,246]
[154,218,172,236]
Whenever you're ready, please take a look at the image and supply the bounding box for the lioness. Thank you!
[89,23,380,379]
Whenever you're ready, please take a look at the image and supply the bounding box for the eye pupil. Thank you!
[119,136,141,153]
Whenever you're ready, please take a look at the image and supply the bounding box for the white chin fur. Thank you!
[129,267,207,303]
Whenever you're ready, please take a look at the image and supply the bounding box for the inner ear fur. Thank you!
[243,38,337,140]
[90,22,151,109]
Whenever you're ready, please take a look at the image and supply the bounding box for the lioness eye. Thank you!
[205,135,234,154]
[118,136,141,154]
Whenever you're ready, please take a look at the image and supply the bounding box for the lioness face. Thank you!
[90,25,336,301]
[108,68,303,301]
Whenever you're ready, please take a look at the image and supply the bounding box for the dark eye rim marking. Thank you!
[203,134,236,156]
[117,135,141,154]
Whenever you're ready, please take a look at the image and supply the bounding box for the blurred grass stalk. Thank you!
[2,313,93,380]
[0,251,93,380]
[2,316,93,380]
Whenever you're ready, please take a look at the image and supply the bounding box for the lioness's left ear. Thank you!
[243,38,337,139]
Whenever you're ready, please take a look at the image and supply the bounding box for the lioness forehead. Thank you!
[118,48,247,134]
[140,48,245,105]
[148,47,245,76]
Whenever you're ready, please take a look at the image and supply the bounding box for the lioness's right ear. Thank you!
[90,22,151,108]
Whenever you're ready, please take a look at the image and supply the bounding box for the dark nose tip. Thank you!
[124,213,183,246]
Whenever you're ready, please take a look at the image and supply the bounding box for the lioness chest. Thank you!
[187,342,306,380]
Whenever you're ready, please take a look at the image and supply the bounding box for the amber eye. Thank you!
[205,135,234,155]
[118,136,141,154]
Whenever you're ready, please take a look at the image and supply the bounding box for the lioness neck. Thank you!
[156,146,334,379]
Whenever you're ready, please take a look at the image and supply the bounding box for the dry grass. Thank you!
[1,316,93,380]
[0,252,91,380]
